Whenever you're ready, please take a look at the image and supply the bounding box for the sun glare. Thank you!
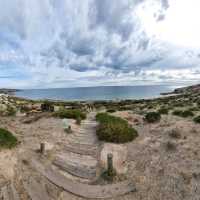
[137,0,200,47]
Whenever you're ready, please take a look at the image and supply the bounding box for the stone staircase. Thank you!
[3,112,135,199]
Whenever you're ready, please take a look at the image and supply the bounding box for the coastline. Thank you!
[12,85,178,102]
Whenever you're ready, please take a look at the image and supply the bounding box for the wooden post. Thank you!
[107,153,114,176]
[40,143,45,154]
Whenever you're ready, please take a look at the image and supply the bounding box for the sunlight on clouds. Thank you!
[138,0,200,47]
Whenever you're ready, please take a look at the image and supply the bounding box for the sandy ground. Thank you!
[0,111,200,199]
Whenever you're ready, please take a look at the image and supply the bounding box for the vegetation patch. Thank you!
[158,107,169,115]
[168,129,181,139]
[107,109,116,113]
[96,113,138,143]
[41,100,54,112]
[0,128,18,149]
[193,115,200,123]
[144,112,161,123]
[165,141,176,152]
[55,109,86,120]
[172,110,194,118]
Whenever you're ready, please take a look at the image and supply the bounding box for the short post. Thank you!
[107,153,114,176]
[40,143,45,154]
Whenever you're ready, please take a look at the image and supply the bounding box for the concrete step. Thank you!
[31,159,136,199]
[53,157,97,179]
[55,152,97,168]
[68,135,97,144]
[67,138,98,146]
[64,143,98,157]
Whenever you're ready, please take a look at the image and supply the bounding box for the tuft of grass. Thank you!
[165,141,176,151]
[96,113,138,143]
[168,129,181,139]
[0,128,18,149]
[144,112,161,123]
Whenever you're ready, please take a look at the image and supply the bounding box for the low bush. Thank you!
[96,113,138,143]
[0,128,18,149]
[6,105,16,116]
[193,115,200,123]
[181,110,194,117]
[158,107,169,115]
[41,100,54,112]
[144,112,161,123]
[55,109,86,120]
[172,110,182,116]
[172,110,194,118]
[107,109,116,113]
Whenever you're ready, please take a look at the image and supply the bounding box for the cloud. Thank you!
[0,0,199,88]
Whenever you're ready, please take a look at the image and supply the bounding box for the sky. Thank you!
[0,0,200,89]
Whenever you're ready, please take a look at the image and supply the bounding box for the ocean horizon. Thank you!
[15,84,183,101]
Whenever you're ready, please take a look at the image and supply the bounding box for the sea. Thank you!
[14,84,184,101]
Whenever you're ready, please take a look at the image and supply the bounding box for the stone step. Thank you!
[76,131,96,136]
[0,183,20,200]
[67,139,98,146]
[31,159,136,199]
[64,143,98,157]
[81,121,97,124]
[23,177,51,200]
[69,132,96,139]
[68,136,97,144]
[53,157,97,179]
[55,152,97,168]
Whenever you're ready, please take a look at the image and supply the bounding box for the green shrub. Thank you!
[193,115,200,123]
[0,128,18,149]
[41,100,54,112]
[172,110,183,116]
[188,107,199,112]
[172,110,194,118]
[158,107,169,115]
[144,112,161,123]
[107,109,116,113]
[55,109,86,120]
[181,110,194,117]
[6,106,16,116]
[96,113,138,143]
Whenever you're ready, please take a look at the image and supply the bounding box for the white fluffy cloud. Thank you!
[0,0,200,88]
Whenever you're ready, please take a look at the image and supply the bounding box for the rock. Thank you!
[100,143,128,174]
